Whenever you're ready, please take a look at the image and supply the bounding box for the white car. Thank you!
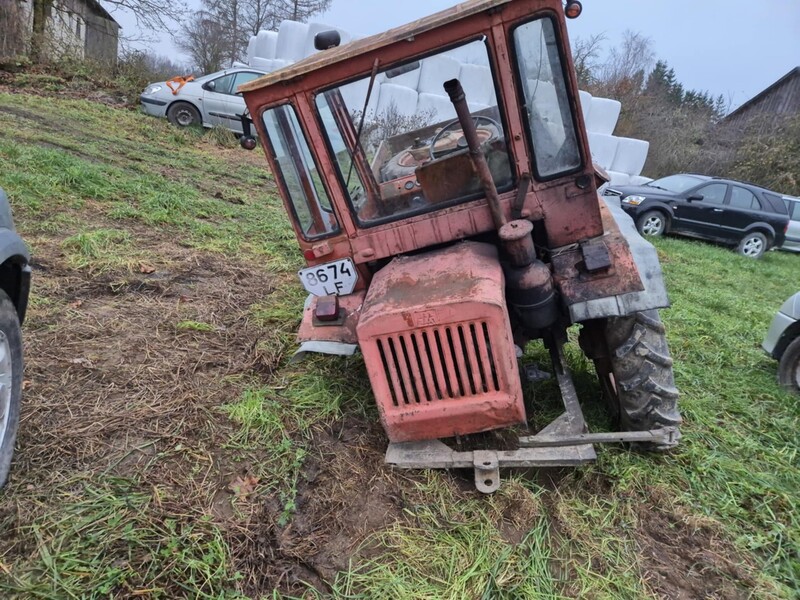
[140,67,266,134]
[782,196,800,252]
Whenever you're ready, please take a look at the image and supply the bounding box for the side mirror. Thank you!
[687,194,704,202]
[203,80,216,92]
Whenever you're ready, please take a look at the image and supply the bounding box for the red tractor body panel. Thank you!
[357,242,525,441]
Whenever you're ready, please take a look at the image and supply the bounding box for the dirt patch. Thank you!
[226,417,408,595]
[635,492,757,600]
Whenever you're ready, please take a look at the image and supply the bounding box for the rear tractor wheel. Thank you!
[582,310,681,450]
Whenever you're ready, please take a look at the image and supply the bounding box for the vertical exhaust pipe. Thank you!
[444,79,507,230]
[444,78,558,331]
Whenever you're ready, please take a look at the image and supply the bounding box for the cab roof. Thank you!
[238,0,514,94]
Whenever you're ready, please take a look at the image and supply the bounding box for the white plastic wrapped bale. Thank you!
[468,102,490,114]
[417,93,456,124]
[578,90,592,124]
[458,64,495,106]
[630,175,653,186]
[254,31,278,60]
[276,21,310,62]
[586,98,621,135]
[375,83,419,119]
[249,57,290,73]
[339,77,383,119]
[527,80,561,124]
[611,137,650,177]
[383,63,422,90]
[587,132,620,170]
[607,171,632,186]
[246,37,257,64]
[304,23,352,58]
[417,55,462,95]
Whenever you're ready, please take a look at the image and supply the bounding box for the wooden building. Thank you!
[725,67,800,126]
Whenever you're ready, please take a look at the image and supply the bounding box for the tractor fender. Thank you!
[292,291,364,360]
[568,198,671,322]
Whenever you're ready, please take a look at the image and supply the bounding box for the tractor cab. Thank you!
[240,0,681,492]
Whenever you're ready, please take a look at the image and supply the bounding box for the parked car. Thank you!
[0,187,31,489]
[605,174,790,258]
[763,292,800,393]
[781,195,800,252]
[140,67,266,134]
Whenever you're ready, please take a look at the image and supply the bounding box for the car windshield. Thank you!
[313,38,513,226]
[645,174,706,193]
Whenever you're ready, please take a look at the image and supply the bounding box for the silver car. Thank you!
[140,67,266,134]
[763,292,800,392]
[782,196,800,252]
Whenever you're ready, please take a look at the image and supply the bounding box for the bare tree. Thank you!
[177,11,228,73]
[276,0,331,22]
[571,33,606,88]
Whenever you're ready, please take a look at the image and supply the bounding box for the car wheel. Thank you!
[778,337,800,393]
[737,231,768,259]
[0,290,23,489]
[636,210,667,237]
[167,102,202,128]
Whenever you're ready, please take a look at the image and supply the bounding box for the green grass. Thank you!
[1,88,798,598]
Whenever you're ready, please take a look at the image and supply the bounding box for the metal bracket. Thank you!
[473,451,500,494]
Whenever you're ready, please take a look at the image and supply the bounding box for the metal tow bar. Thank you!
[385,427,679,494]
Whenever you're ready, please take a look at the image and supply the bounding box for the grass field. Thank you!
[0,88,798,599]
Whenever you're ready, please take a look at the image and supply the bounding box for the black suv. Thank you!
[605,174,790,258]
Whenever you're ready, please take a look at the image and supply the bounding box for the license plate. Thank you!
[298,258,359,297]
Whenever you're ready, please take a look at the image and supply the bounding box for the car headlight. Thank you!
[622,195,646,206]
[143,85,163,95]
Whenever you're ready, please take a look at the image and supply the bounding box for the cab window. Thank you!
[512,18,582,179]
[262,104,340,240]
[314,38,513,226]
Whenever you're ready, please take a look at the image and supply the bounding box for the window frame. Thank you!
[508,13,585,183]
[261,102,342,242]
[728,185,761,211]
[311,35,517,229]
[694,182,728,205]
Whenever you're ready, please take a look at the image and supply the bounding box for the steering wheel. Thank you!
[429,116,502,160]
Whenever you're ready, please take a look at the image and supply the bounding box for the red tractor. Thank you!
[240,0,680,492]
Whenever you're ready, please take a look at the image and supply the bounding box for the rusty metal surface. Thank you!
[444,78,507,229]
[357,242,526,442]
[297,291,365,345]
[242,0,607,272]
[551,200,645,307]
[385,439,596,470]
[238,0,516,93]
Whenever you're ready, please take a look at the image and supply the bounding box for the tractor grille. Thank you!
[374,321,500,407]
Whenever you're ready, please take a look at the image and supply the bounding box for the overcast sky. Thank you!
[113,0,800,110]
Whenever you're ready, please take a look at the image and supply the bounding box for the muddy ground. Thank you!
[0,217,760,598]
